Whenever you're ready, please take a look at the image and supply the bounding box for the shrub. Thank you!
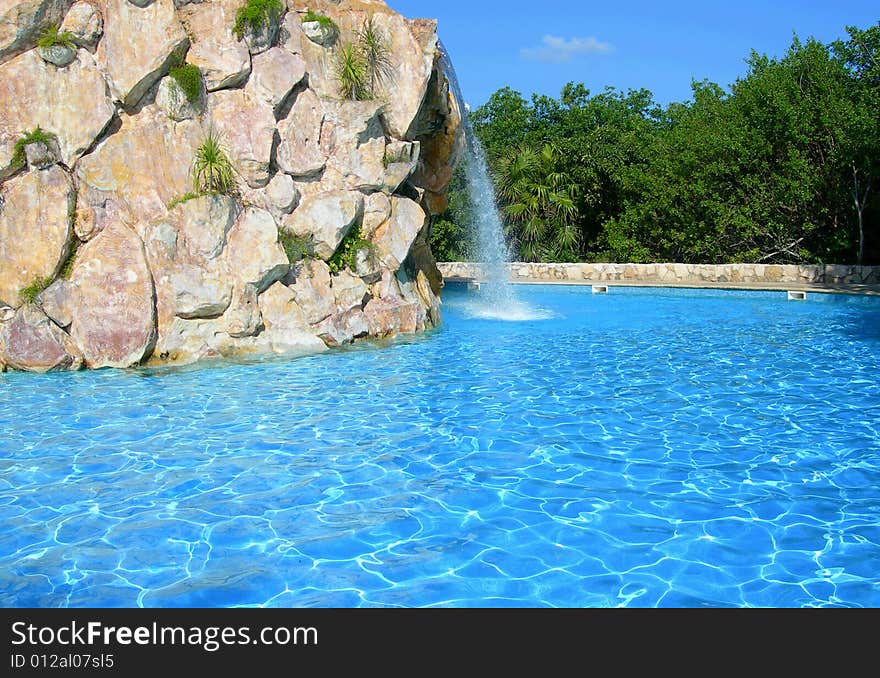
[233,0,284,40]
[19,276,53,304]
[37,25,76,50]
[335,40,369,100]
[191,128,236,196]
[169,64,202,104]
[302,10,339,36]
[279,231,312,263]
[328,224,373,273]
[357,16,392,93]
[11,127,56,167]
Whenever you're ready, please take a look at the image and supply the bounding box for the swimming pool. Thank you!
[1,284,879,607]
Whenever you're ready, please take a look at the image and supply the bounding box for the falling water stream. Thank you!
[439,44,549,321]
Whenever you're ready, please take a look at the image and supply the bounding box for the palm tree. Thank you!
[494,143,580,261]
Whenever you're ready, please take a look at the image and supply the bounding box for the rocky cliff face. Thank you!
[0,0,462,372]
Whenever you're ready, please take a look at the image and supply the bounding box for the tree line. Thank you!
[431,23,879,265]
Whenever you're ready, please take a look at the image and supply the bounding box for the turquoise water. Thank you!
[2,284,879,607]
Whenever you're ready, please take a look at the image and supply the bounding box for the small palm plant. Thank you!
[335,40,369,100]
[37,24,76,49]
[357,16,393,94]
[191,128,236,195]
[495,143,580,262]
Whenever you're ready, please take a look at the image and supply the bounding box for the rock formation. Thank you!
[0,0,462,372]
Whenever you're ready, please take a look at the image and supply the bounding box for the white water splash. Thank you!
[440,44,547,322]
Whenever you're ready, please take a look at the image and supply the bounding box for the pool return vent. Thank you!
[787,290,807,301]
[468,281,482,291]
[592,285,609,294]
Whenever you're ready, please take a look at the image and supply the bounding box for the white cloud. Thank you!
[520,35,615,63]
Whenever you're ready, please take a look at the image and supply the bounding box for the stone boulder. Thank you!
[313,307,368,347]
[0,303,82,372]
[209,88,276,188]
[276,87,327,177]
[382,140,419,194]
[246,46,305,116]
[331,269,369,314]
[0,165,73,306]
[178,0,251,92]
[68,222,156,368]
[373,14,437,139]
[35,277,75,327]
[38,42,76,67]
[155,74,205,121]
[60,1,103,51]
[97,0,188,109]
[223,282,260,338]
[371,196,425,271]
[224,206,288,290]
[321,101,386,191]
[0,49,115,174]
[170,266,231,319]
[251,282,327,355]
[282,190,363,261]
[287,257,334,325]
[175,193,237,263]
[75,105,203,231]
[0,0,74,64]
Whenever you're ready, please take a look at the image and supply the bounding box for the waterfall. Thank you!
[439,44,548,321]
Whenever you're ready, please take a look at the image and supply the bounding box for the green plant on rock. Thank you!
[11,127,56,166]
[232,0,284,40]
[191,128,236,196]
[59,239,80,280]
[37,25,76,50]
[357,15,392,94]
[167,192,200,210]
[279,231,313,263]
[302,10,339,36]
[334,40,369,100]
[19,276,53,304]
[169,63,202,105]
[328,224,373,274]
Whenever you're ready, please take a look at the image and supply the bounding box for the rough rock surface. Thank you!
[178,0,250,92]
[0,49,115,173]
[68,222,156,368]
[97,0,188,109]
[0,166,73,306]
[0,0,74,65]
[60,1,103,51]
[283,190,363,260]
[0,0,458,370]
[276,87,326,177]
[0,303,82,372]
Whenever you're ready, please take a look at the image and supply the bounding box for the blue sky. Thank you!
[385,1,879,108]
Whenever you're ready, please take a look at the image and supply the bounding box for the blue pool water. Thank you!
[2,284,880,607]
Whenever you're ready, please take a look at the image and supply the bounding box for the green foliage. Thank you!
[167,192,200,210]
[232,0,283,40]
[455,21,880,264]
[333,16,392,100]
[429,164,475,261]
[191,128,236,196]
[357,16,392,94]
[302,10,339,36]
[19,276,53,304]
[328,224,372,273]
[11,127,56,167]
[59,239,80,280]
[279,231,312,263]
[169,64,202,104]
[335,40,369,100]
[37,24,75,50]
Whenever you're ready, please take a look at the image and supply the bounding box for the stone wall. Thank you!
[0,0,462,372]
[438,262,880,286]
